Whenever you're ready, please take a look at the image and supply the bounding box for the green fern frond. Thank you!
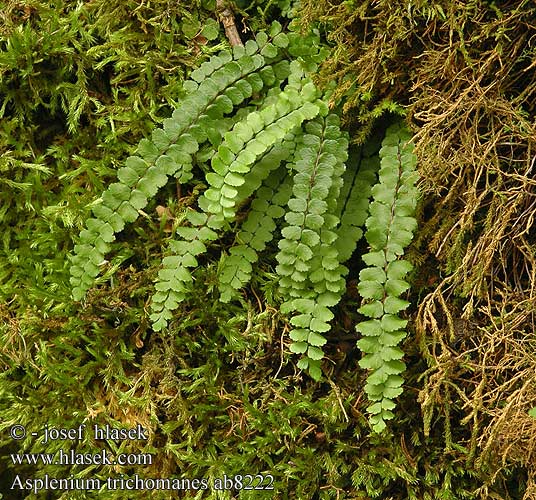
[276,113,351,380]
[235,135,297,203]
[200,75,321,227]
[149,211,219,331]
[151,81,321,330]
[335,147,379,262]
[355,122,419,433]
[218,168,293,303]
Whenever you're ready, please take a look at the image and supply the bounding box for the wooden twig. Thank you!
[216,0,243,47]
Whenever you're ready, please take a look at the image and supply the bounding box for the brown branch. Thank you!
[216,0,243,47]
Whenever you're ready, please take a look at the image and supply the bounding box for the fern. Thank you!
[216,135,297,302]
[274,113,350,380]
[69,23,292,301]
[68,22,420,431]
[355,122,419,433]
[149,211,219,331]
[218,167,293,303]
[200,71,320,226]
[149,72,321,329]
[335,145,380,262]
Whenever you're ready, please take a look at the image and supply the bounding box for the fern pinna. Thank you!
[69,22,419,432]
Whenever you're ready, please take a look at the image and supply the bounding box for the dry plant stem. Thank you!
[216,0,243,47]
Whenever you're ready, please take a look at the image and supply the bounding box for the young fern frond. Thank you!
[355,122,419,433]
[218,168,293,303]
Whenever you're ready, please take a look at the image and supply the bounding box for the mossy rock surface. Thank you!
[0,1,534,499]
